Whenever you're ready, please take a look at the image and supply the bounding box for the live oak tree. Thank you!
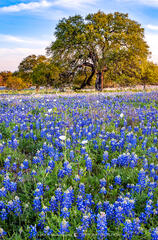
[47,11,149,90]
[18,55,47,85]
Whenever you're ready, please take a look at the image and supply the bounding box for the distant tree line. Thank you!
[1,11,158,91]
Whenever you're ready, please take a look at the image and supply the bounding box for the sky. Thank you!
[0,0,158,72]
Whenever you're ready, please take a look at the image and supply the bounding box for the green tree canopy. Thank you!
[140,60,158,90]
[47,11,149,90]
[18,55,47,85]
[32,61,60,88]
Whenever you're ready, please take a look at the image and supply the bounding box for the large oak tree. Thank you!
[47,11,149,90]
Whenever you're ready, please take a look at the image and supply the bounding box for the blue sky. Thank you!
[0,0,158,71]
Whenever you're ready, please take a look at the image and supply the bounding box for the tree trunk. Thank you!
[95,71,103,91]
[101,71,104,90]
[78,68,95,89]
[142,77,146,91]
[36,85,39,92]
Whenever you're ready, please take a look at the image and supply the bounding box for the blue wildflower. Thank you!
[59,219,70,235]
[29,225,37,239]
[97,212,107,240]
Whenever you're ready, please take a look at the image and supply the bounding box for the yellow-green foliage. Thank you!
[6,76,28,90]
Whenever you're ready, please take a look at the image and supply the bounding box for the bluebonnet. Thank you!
[13,196,22,216]
[39,211,46,219]
[62,187,74,209]
[48,160,55,170]
[76,225,85,240]
[33,197,41,212]
[100,187,107,195]
[34,182,44,197]
[122,219,133,240]
[79,183,85,196]
[132,218,143,236]
[42,205,49,213]
[0,228,7,238]
[63,161,72,176]
[0,187,7,197]
[96,201,103,213]
[138,169,146,188]
[58,169,65,178]
[22,159,29,170]
[4,157,10,170]
[102,151,109,164]
[145,200,153,218]
[114,175,121,185]
[74,174,80,181]
[0,208,8,221]
[111,158,117,167]
[12,162,17,171]
[139,211,147,224]
[34,188,43,197]
[59,219,70,234]
[55,188,62,203]
[29,225,37,239]
[115,206,124,224]
[105,163,111,169]
[0,201,5,211]
[3,175,17,192]
[49,196,57,212]
[97,212,107,240]
[44,226,53,236]
[100,178,106,187]
[151,227,158,240]
[61,207,70,218]
[81,147,86,155]
[7,200,14,212]
[109,185,113,190]
[76,195,85,212]
[148,191,154,199]
[0,143,4,153]
[85,157,92,172]
[31,169,37,176]
[81,213,91,230]
[70,150,75,160]
[84,194,94,208]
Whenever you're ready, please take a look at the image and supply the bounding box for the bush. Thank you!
[6,76,28,90]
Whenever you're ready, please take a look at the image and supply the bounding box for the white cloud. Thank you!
[138,0,158,7]
[0,0,52,13]
[53,0,97,9]
[118,0,158,7]
[0,0,97,13]
[0,47,46,71]
[145,32,158,63]
[146,24,158,31]
[0,34,50,46]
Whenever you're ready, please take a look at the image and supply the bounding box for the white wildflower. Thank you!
[59,135,66,141]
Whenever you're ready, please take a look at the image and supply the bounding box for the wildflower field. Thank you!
[0,92,158,240]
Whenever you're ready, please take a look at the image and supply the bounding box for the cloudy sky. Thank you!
[1,0,158,71]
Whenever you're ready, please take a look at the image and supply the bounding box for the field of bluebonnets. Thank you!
[0,92,158,240]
